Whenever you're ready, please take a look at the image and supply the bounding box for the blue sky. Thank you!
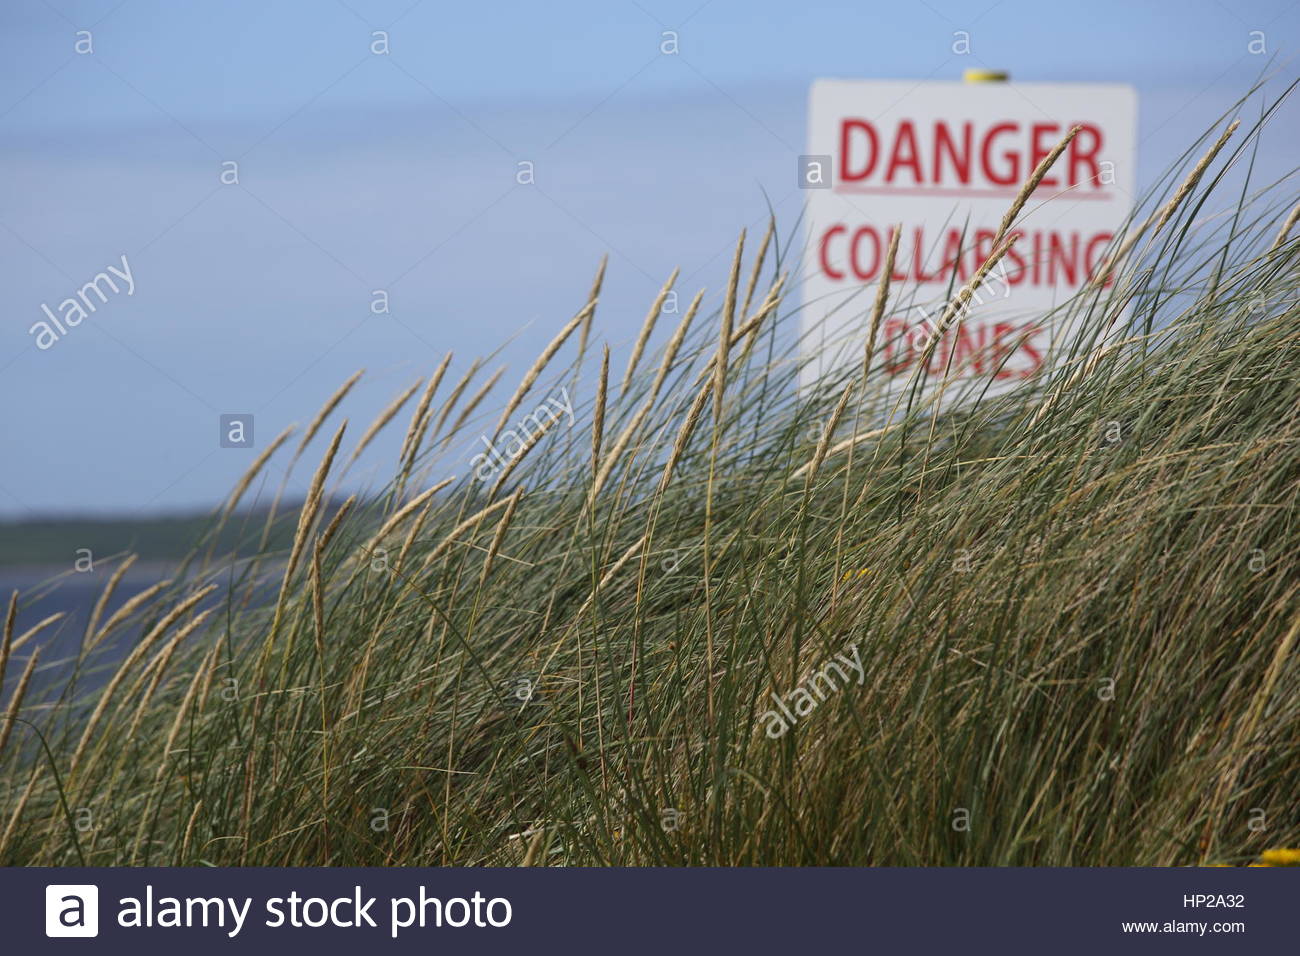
[1,0,1297,516]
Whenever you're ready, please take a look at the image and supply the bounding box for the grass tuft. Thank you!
[3,110,1300,867]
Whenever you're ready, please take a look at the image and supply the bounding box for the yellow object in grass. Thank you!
[1258,848,1300,866]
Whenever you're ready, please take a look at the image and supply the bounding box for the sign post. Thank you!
[800,79,1137,407]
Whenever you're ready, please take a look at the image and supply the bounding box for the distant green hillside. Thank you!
[0,508,299,568]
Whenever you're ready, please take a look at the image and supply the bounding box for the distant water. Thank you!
[0,564,167,706]
[0,562,272,709]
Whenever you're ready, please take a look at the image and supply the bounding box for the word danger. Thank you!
[838,117,1107,190]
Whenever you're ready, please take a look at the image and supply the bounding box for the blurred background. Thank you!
[1,0,1297,531]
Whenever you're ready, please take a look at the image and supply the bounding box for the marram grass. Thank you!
[3,105,1300,867]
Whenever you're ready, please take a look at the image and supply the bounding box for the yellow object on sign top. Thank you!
[964,69,1009,83]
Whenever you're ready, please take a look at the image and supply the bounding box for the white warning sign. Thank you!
[801,79,1137,404]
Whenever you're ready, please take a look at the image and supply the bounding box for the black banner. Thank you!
[6,866,1294,953]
